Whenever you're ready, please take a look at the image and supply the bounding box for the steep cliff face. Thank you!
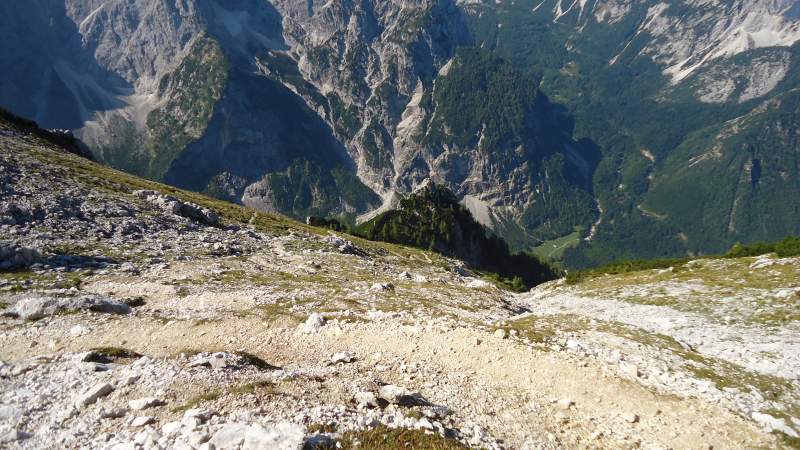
[0,0,381,220]
[272,0,472,195]
[0,0,589,243]
[269,1,594,245]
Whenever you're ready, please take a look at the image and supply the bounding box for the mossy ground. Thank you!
[337,426,466,450]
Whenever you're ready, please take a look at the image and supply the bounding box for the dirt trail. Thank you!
[3,308,772,449]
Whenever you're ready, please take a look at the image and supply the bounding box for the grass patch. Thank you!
[171,391,221,413]
[404,409,423,420]
[531,228,583,261]
[228,380,276,396]
[569,236,800,285]
[82,347,143,364]
[308,423,338,434]
[90,347,143,360]
[1,270,86,292]
[775,431,800,449]
[171,381,276,413]
[566,257,691,285]
[338,426,465,450]
[506,314,586,345]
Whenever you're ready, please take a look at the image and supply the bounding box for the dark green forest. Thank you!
[334,185,560,290]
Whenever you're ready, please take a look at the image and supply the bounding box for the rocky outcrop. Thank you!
[0,244,41,271]
[3,295,132,321]
[133,190,220,227]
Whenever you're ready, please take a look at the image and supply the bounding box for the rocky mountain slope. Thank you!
[2,95,798,449]
[464,0,800,266]
[1,0,799,266]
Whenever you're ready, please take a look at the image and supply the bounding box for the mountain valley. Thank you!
[2,1,800,449]
[1,91,799,449]
[3,0,798,265]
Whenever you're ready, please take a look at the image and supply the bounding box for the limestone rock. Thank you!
[303,314,326,333]
[130,416,155,427]
[557,399,574,410]
[0,243,41,271]
[7,295,131,321]
[494,329,508,339]
[330,352,356,364]
[129,397,165,411]
[242,423,304,450]
[76,382,114,408]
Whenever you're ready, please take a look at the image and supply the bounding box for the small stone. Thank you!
[557,398,574,410]
[0,429,31,443]
[305,434,335,449]
[494,329,508,339]
[182,416,203,428]
[354,391,379,408]
[752,412,799,438]
[120,262,139,274]
[121,374,140,386]
[130,416,155,427]
[70,325,90,336]
[242,423,304,450]
[129,397,165,411]
[303,313,326,333]
[378,385,415,404]
[99,407,128,419]
[0,405,23,420]
[182,428,211,446]
[162,421,183,436]
[370,282,394,292]
[422,406,453,419]
[620,363,640,378]
[416,418,434,430]
[134,428,161,446]
[330,352,356,364]
[184,408,214,423]
[76,382,114,408]
[209,423,249,449]
[109,444,136,450]
[622,413,640,423]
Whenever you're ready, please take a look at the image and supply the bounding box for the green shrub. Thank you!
[776,236,800,257]
[337,426,466,449]
[725,236,800,259]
